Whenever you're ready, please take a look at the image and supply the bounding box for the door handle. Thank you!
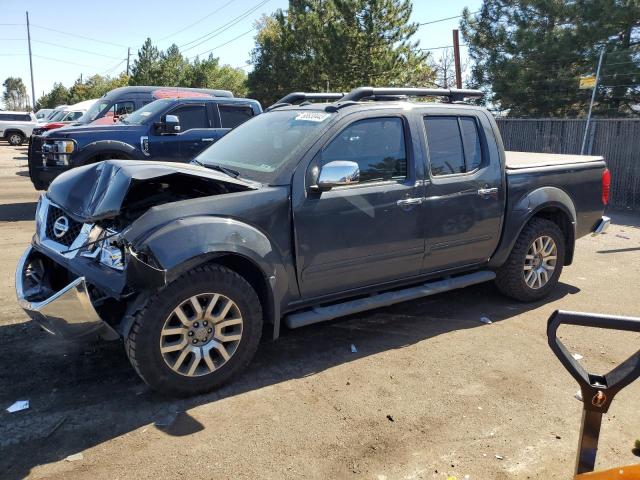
[397,197,424,206]
[201,138,215,142]
[477,187,498,197]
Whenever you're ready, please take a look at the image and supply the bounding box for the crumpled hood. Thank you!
[47,160,258,222]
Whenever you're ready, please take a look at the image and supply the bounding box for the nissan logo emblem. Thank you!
[53,216,70,238]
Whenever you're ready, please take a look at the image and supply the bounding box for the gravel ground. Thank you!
[0,144,638,479]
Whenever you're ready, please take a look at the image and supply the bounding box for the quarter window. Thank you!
[168,104,209,131]
[219,105,254,128]
[322,117,407,184]
[424,116,483,176]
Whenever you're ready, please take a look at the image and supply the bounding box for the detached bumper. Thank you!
[15,246,119,341]
[592,215,611,235]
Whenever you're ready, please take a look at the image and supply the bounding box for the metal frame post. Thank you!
[581,47,605,155]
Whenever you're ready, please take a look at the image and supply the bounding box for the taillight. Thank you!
[602,168,611,205]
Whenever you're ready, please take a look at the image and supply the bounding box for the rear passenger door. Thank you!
[421,111,504,272]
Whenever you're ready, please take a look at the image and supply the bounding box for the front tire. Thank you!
[495,218,565,302]
[7,132,25,146]
[125,264,263,396]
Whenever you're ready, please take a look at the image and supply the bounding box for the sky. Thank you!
[0,0,482,106]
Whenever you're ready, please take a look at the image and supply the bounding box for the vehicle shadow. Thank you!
[0,281,579,479]
[0,202,38,222]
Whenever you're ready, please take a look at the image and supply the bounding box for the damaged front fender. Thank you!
[129,216,281,283]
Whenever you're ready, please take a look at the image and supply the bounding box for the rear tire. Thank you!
[7,132,25,146]
[125,264,263,396]
[495,218,565,302]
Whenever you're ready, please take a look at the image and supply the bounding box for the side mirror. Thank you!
[163,114,181,134]
[314,160,360,191]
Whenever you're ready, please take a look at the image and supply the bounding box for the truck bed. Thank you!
[505,151,604,170]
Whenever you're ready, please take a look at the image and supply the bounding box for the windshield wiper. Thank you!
[192,160,240,178]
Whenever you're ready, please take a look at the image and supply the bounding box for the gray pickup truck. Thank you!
[16,87,610,396]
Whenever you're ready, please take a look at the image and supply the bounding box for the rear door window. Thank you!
[219,105,254,128]
[168,104,209,131]
[424,115,483,176]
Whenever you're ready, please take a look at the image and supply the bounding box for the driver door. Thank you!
[293,114,426,298]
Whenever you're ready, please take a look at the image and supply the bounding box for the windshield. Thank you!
[81,100,109,122]
[47,110,68,122]
[195,109,334,183]
[119,99,171,125]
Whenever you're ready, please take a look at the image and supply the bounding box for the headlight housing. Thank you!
[55,140,75,153]
[81,227,125,271]
[42,140,75,166]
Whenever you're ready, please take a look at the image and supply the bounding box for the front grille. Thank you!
[45,205,83,247]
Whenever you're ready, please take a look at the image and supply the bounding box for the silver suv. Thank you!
[0,111,37,146]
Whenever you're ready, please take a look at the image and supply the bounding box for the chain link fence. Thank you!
[496,118,640,211]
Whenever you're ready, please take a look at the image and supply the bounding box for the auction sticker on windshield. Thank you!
[295,112,331,122]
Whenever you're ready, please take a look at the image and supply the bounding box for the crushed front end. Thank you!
[15,195,162,341]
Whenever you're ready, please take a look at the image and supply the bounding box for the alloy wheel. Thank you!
[523,235,557,289]
[159,293,243,377]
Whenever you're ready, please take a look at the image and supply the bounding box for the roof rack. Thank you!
[340,87,483,103]
[266,92,345,111]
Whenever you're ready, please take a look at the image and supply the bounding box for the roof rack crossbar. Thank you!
[341,87,483,103]
[266,92,345,111]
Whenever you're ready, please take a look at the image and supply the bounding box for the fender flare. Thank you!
[73,140,142,166]
[489,186,577,268]
[125,216,287,338]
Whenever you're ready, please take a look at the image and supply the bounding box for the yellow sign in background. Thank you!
[579,75,597,89]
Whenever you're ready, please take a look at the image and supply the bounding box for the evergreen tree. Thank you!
[36,82,70,109]
[157,44,190,86]
[130,38,161,86]
[461,0,640,117]
[248,0,433,106]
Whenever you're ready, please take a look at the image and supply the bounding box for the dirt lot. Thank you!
[0,143,638,480]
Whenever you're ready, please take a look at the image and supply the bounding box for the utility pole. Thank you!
[581,47,605,155]
[126,47,131,76]
[26,11,36,111]
[452,29,462,89]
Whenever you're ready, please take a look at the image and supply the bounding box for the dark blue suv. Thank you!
[29,96,262,189]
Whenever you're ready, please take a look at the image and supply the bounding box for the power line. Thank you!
[30,24,129,49]
[31,53,99,68]
[179,0,270,52]
[31,39,124,60]
[158,0,237,42]
[190,28,255,59]
[418,11,480,26]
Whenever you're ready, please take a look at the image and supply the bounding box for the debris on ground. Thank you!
[572,353,583,360]
[350,344,358,353]
[635,438,640,449]
[6,400,29,413]
[386,414,394,422]
[555,434,562,440]
[575,390,583,402]
[46,416,67,438]
[616,234,631,240]
[479,316,492,324]
[495,454,504,460]
[65,453,84,462]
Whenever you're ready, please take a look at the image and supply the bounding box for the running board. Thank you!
[284,270,496,329]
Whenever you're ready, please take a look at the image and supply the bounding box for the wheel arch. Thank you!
[123,216,286,339]
[490,186,577,267]
[73,140,140,166]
